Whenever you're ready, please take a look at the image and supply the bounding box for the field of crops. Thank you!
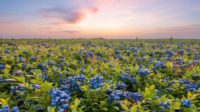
[0,39,200,112]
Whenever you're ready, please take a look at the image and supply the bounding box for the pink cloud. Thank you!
[40,7,99,24]
[39,0,110,25]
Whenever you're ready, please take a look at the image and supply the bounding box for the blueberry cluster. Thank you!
[114,50,122,59]
[35,106,44,112]
[132,92,143,102]
[126,51,130,56]
[105,88,113,94]
[152,61,165,71]
[115,50,120,55]
[4,50,9,54]
[129,47,137,52]
[80,50,94,59]
[159,110,164,112]
[179,80,199,91]
[62,74,86,92]
[164,77,169,83]
[148,58,153,64]
[15,71,22,76]
[123,91,137,100]
[23,50,28,54]
[0,64,6,73]
[32,84,40,90]
[133,53,137,57]
[96,56,102,60]
[179,79,190,85]
[88,51,94,58]
[193,52,198,60]
[120,73,135,83]
[63,71,69,76]
[192,74,200,81]
[0,64,6,69]
[47,61,54,66]
[30,56,37,61]
[0,76,3,81]
[178,50,184,55]
[193,59,199,64]
[37,63,48,72]
[116,82,126,89]
[165,50,174,57]
[36,49,40,53]
[136,58,141,62]
[181,99,191,107]
[49,89,71,112]
[79,68,84,73]
[10,85,23,94]
[185,83,199,91]
[108,90,123,101]
[88,76,104,89]
[138,69,150,76]
[42,74,48,80]
[22,63,26,70]
[59,84,70,94]
[108,90,143,102]
[160,101,170,108]
[0,105,19,112]
[19,58,25,63]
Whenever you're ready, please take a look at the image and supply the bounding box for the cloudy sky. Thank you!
[0,0,200,39]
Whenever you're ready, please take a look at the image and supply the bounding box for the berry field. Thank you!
[0,39,200,112]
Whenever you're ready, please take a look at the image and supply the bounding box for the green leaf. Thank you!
[150,85,155,90]
[0,99,7,105]
[161,95,166,101]
[72,110,77,112]
[121,103,129,111]
[70,105,76,110]
[14,76,25,83]
[174,101,181,109]
[40,81,53,92]
[130,105,137,112]
[75,98,80,107]
[81,85,89,92]
[154,99,160,105]
[47,106,56,112]
[187,92,192,99]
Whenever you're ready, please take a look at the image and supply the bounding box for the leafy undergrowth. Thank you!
[0,39,200,112]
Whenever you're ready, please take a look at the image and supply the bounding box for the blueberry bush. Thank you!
[0,39,200,112]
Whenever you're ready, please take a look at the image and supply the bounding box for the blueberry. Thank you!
[181,99,191,107]
[62,104,69,109]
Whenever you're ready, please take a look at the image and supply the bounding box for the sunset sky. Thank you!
[0,0,200,39]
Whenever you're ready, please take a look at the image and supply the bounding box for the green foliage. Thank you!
[0,39,200,111]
